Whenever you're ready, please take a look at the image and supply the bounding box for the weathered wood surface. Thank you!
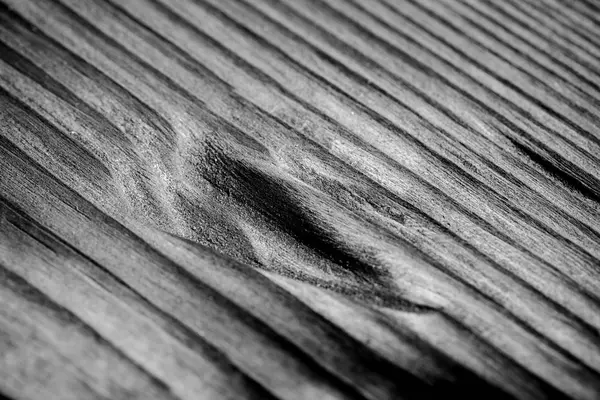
[1,0,600,398]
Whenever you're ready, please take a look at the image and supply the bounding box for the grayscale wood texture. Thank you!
[0,0,599,398]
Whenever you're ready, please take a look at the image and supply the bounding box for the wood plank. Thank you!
[0,0,599,398]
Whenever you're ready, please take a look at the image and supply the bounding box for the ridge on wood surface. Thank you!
[0,0,599,399]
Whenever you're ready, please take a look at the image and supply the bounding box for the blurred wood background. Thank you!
[1,0,600,398]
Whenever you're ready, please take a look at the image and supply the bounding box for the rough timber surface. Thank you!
[1,0,600,398]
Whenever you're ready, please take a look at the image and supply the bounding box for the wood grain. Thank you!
[0,0,599,398]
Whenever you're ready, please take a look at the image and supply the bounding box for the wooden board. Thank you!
[1,0,599,398]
